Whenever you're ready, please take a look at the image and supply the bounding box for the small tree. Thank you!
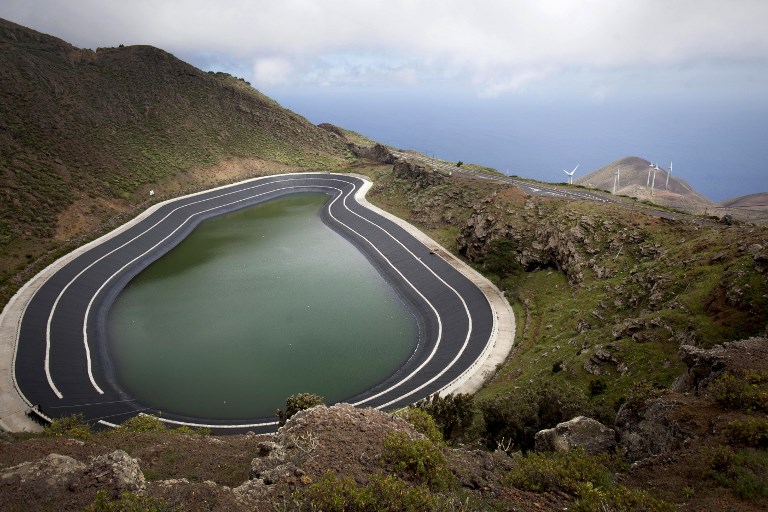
[277,392,324,426]
[456,161,464,167]
[415,393,477,444]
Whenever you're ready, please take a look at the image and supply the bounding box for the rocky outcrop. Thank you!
[1,449,144,501]
[393,159,445,188]
[349,143,396,164]
[236,403,420,503]
[71,449,145,496]
[615,396,689,463]
[534,416,616,455]
[0,453,86,491]
[674,337,768,393]
[583,346,621,376]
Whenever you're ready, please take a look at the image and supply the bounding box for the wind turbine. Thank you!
[647,162,654,188]
[651,164,660,195]
[563,164,579,185]
[666,161,672,190]
[613,166,621,194]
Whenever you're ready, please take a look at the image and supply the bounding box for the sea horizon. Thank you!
[273,89,768,203]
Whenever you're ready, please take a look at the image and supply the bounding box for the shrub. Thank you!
[120,414,167,433]
[573,482,675,512]
[301,471,440,512]
[277,392,324,426]
[85,490,173,511]
[504,448,620,495]
[414,393,476,444]
[589,378,608,397]
[479,381,593,452]
[173,425,212,436]
[45,413,92,440]
[382,431,454,491]
[724,418,768,447]
[710,370,768,412]
[395,407,444,445]
[697,445,768,501]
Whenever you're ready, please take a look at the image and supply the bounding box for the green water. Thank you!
[107,192,417,419]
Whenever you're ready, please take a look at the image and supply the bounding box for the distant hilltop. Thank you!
[576,156,713,211]
[576,157,767,222]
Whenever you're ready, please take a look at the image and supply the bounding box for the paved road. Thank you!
[392,151,702,222]
[12,174,494,433]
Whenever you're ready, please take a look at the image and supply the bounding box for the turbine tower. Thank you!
[613,166,621,194]
[651,164,659,195]
[647,162,654,188]
[563,164,579,185]
[666,161,672,190]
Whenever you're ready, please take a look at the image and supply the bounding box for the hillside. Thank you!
[575,156,715,213]
[2,18,768,511]
[3,162,767,510]
[0,18,348,303]
[717,192,768,224]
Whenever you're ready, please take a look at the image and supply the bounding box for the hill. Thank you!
[575,156,714,213]
[0,18,348,300]
[2,19,767,511]
[716,192,768,224]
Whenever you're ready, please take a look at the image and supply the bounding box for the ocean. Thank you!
[273,90,768,202]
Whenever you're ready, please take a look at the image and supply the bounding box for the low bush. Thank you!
[277,392,324,426]
[44,413,92,440]
[573,482,675,512]
[504,448,620,494]
[382,431,454,491]
[710,370,768,412]
[479,381,593,452]
[301,471,440,512]
[697,445,768,501]
[84,490,173,511]
[119,414,167,433]
[395,407,444,445]
[414,393,476,444]
[724,417,768,447]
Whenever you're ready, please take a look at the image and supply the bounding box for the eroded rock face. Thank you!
[72,449,145,496]
[392,159,445,188]
[237,403,420,503]
[349,143,396,164]
[675,338,768,394]
[534,416,616,455]
[615,397,688,463]
[0,453,86,491]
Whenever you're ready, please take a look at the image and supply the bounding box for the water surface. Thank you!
[107,192,417,419]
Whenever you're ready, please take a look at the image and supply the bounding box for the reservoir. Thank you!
[106,192,418,419]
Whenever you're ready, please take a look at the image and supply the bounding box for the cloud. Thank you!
[2,0,768,95]
[253,57,295,86]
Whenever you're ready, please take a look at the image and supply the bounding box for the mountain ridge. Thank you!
[0,17,348,295]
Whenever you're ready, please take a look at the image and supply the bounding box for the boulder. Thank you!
[534,416,616,455]
[0,453,86,491]
[72,449,145,496]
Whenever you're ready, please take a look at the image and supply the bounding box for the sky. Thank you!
[3,0,767,199]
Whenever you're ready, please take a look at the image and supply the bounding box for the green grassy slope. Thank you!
[357,164,768,415]
[0,18,349,304]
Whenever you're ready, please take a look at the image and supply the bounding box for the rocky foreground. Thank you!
[2,338,766,511]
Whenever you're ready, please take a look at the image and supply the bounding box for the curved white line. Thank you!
[46,176,324,397]
[45,174,479,429]
[81,183,320,392]
[339,188,473,408]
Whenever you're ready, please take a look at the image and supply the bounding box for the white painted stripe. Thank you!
[46,174,478,429]
[46,176,323,397]
[341,184,473,408]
